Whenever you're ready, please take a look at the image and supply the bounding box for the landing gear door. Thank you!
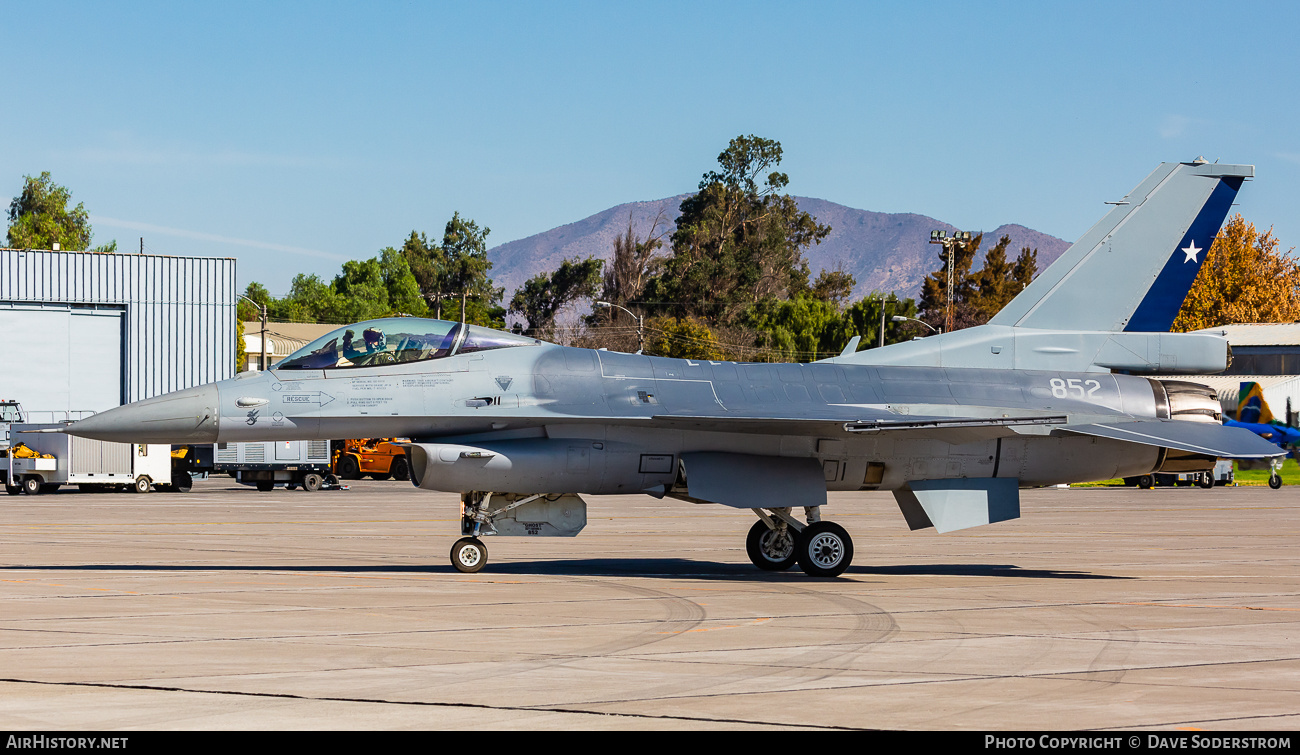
[680,452,826,509]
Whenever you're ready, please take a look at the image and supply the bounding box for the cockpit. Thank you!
[274,318,539,370]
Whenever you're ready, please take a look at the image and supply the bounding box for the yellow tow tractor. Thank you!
[332,438,410,481]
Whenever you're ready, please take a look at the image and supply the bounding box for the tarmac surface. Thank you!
[0,476,1297,731]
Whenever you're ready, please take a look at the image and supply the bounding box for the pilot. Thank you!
[362,327,386,354]
[341,330,359,358]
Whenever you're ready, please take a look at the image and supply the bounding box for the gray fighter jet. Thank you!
[64,159,1284,576]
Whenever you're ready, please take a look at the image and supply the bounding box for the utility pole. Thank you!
[236,295,268,371]
[259,304,267,370]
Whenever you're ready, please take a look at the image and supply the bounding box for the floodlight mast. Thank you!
[929,230,973,334]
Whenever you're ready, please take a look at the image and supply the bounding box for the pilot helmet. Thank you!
[363,327,386,351]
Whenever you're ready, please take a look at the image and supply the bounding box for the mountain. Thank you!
[487,195,1072,303]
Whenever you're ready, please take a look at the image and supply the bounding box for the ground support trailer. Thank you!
[215,440,339,492]
[3,423,174,495]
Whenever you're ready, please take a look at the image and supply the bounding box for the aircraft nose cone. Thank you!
[66,384,220,444]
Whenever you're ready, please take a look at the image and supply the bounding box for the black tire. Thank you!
[302,473,323,492]
[369,472,392,481]
[1269,474,1283,490]
[337,455,361,480]
[451,537,488,573]
[172,472,193,493]
[795,521,854,578]
[22,477,42,495]
[1197,473,1214,489]
[324,474,340,487]
[390,456,409,481]
[1137,475,1155,489]
[256,480,275,492]
[133,477,151,494]
[5,484,21,496]
[745,519,797,571]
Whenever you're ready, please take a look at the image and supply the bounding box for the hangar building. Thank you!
[0,247,237,420]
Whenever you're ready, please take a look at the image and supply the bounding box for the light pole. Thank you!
[892,314,941,336]
[238,294,268,371]
[929,230,973,334]
[594,301,644,354]
[874,295,897,348]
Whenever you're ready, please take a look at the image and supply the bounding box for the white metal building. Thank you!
[0,248,237,418]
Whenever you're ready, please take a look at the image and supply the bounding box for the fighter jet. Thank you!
[64,159,1284,576]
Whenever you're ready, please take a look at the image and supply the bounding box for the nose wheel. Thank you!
[451,537,488,573]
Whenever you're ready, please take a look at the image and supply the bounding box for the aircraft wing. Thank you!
[1059,420,1286,459]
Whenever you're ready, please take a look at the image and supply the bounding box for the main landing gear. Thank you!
[747,507,854,578]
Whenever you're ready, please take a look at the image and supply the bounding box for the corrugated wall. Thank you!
[0,249,237,404]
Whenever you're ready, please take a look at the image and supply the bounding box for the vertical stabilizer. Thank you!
[989,161,1252,333]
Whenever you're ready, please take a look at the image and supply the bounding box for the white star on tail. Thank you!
[1182,242,1202,263]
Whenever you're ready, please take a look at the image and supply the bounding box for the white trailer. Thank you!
[4,423,173,495]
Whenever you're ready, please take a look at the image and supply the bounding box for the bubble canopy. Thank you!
[274,318,538,370]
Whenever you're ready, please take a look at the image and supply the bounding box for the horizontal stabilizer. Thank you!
[1060,420,1285,458]
[893,478,1021,533]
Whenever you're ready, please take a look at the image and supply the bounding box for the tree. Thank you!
[646,316,729,361]
[601,211,668,308]
[400,231,447,314]
[378,247,429,317]
[810,265,856,306]
[441,211,500,324]
[7,172,115,252]
[644,135,831,325]
[742,292,919,362]
[1173,215,1300,331]
[510,257,603,339]
[235,319,247,372]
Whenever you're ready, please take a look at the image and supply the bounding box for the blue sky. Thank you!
[3,1,1297,295]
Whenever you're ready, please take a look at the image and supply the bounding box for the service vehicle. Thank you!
[332,438,410,480]
[4,423,174,495]
[214,439,337,491]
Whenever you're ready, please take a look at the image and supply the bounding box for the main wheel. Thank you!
[255,480,275,492]
[21,477,42,495]
[745,520,797,571]
[302,473,323,492]
[133,477,151,494]
[390,456,409,481]
[1269,474,1283,490]
[451,537,488,573]
[1197,473,1214,489]
[1137,475,1155,489]
[336,455,361,480]
[795,521,854,578]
